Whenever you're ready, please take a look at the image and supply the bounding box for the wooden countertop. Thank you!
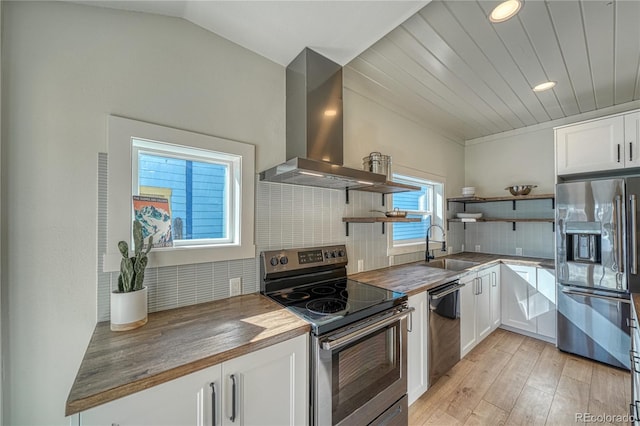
[65,294,310,416]
[349,252,554,296]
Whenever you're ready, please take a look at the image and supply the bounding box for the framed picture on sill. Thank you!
[133,195,173,248]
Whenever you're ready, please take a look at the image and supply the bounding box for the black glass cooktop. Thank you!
[267,278,406,335]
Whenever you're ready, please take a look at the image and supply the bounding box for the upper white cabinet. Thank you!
[407,292,429,406]
[81,334,308,426]
[555,110,640,176]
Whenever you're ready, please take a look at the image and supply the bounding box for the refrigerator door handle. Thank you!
[560,287,631,304]
[615,195,625,274]
[631,194,638,275]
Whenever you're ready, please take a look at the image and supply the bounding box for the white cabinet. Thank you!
[460,265,500,358]
[534,267,557,340]
[555,110,640,175]
[501,264,557,341]
[490,266,501,331]
[460,272,478,357]
[81,334,308,426]
[501,264,537,333]
[81,363,221,426]
[407,292,428,406]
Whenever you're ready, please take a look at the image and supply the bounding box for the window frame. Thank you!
[132,138,239,246]
[105,116,255,272]
[388,166,446,256]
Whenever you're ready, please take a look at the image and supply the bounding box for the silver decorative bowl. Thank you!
[505,185,537,196]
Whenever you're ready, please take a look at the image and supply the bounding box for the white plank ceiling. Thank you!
[347,0,640,141]
[71,0,640,141]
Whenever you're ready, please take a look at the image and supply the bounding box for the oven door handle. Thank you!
[430,283,465,300]
[320,307,414,351]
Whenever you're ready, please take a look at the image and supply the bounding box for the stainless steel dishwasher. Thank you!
[428,280,464,386]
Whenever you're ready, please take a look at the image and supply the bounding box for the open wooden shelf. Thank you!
[342,216,421,236]
[346,181,421,206]
[447,193,555,203]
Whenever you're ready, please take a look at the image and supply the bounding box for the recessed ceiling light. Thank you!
[533,81,556,92]
[489,0,522,23]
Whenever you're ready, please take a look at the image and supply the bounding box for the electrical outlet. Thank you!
[516,247,523,256]
[461,244,465,252]
[229,277,242,297]
[388,256,395,266]
[475,245,481,252]
[357,259,364,272]
[448,246,454,255]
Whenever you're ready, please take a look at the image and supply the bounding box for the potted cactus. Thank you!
[110,220,153,331]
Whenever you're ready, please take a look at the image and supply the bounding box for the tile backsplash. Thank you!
[97,166,426,320]
[447,199,555,259]
[97,158,554,320]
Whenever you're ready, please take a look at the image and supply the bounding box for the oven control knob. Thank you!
[270,257,279,266]
[338,250,345,257]
[324,251,330,259]
[331,251,337,258]
[279,256,289,265]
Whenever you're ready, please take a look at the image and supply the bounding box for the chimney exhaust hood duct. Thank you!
[259,48,387,189]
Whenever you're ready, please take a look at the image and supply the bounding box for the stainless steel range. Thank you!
[261,245,412,426]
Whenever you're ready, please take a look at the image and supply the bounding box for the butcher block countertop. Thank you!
[65,294,309,416]
[349,252,554,296]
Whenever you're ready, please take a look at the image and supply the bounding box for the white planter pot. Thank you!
[110,287,148,331]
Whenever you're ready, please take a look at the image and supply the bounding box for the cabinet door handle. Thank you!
[618,144,621,163]
[630,142,633,162]
[492,272,497,287]
[408,308,413,333]
[209,382,216,426]
[229,374,237,423]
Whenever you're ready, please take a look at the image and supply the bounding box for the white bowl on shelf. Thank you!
[456,213,482,219]
[461,186,476,196]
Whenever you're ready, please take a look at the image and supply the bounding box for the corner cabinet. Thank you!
[80,334,309,426]
[555,110,640,176]
[500,264,556,342]
[447,194,555,231]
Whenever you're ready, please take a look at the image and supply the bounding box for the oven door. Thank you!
[312,306,411,426]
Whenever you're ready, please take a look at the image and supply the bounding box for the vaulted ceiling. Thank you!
[73,0,640,141]
[347,0,640,141]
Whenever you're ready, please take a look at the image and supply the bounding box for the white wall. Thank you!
[2,2,284,424]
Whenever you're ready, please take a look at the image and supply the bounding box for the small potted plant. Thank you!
[110,220,153,331]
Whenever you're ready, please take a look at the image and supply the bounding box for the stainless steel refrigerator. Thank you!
[556,178,636,370]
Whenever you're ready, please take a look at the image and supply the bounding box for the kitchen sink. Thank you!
[424,258,480,271]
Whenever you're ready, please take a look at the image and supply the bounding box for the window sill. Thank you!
[103,244,256,272]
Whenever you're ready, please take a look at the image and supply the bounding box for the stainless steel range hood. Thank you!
[260,48,387,189]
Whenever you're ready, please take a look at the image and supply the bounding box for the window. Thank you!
[389,170,445,255]
[105,116,255,271]
[132,139,240,246]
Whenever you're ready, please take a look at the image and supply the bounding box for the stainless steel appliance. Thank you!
[261,245,412,426]
[259,48,387,190]
[556,178,634,369]
[428,280,463,386]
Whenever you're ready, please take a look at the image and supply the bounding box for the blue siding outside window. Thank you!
[138,153,227,240]
[392,186,431,242]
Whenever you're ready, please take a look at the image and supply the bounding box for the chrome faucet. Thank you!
[425,224,447,262]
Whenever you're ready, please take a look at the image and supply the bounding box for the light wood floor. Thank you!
[408,328,631,425]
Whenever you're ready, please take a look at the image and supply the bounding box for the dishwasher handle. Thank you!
[430,283,465,300]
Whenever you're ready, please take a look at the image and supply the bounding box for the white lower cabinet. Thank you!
[501,264,557,341]
[407,292,428,406]
[460,265,500,357]
[81,334,308,426]
[490,266,501,331]
[460,272,478,357]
